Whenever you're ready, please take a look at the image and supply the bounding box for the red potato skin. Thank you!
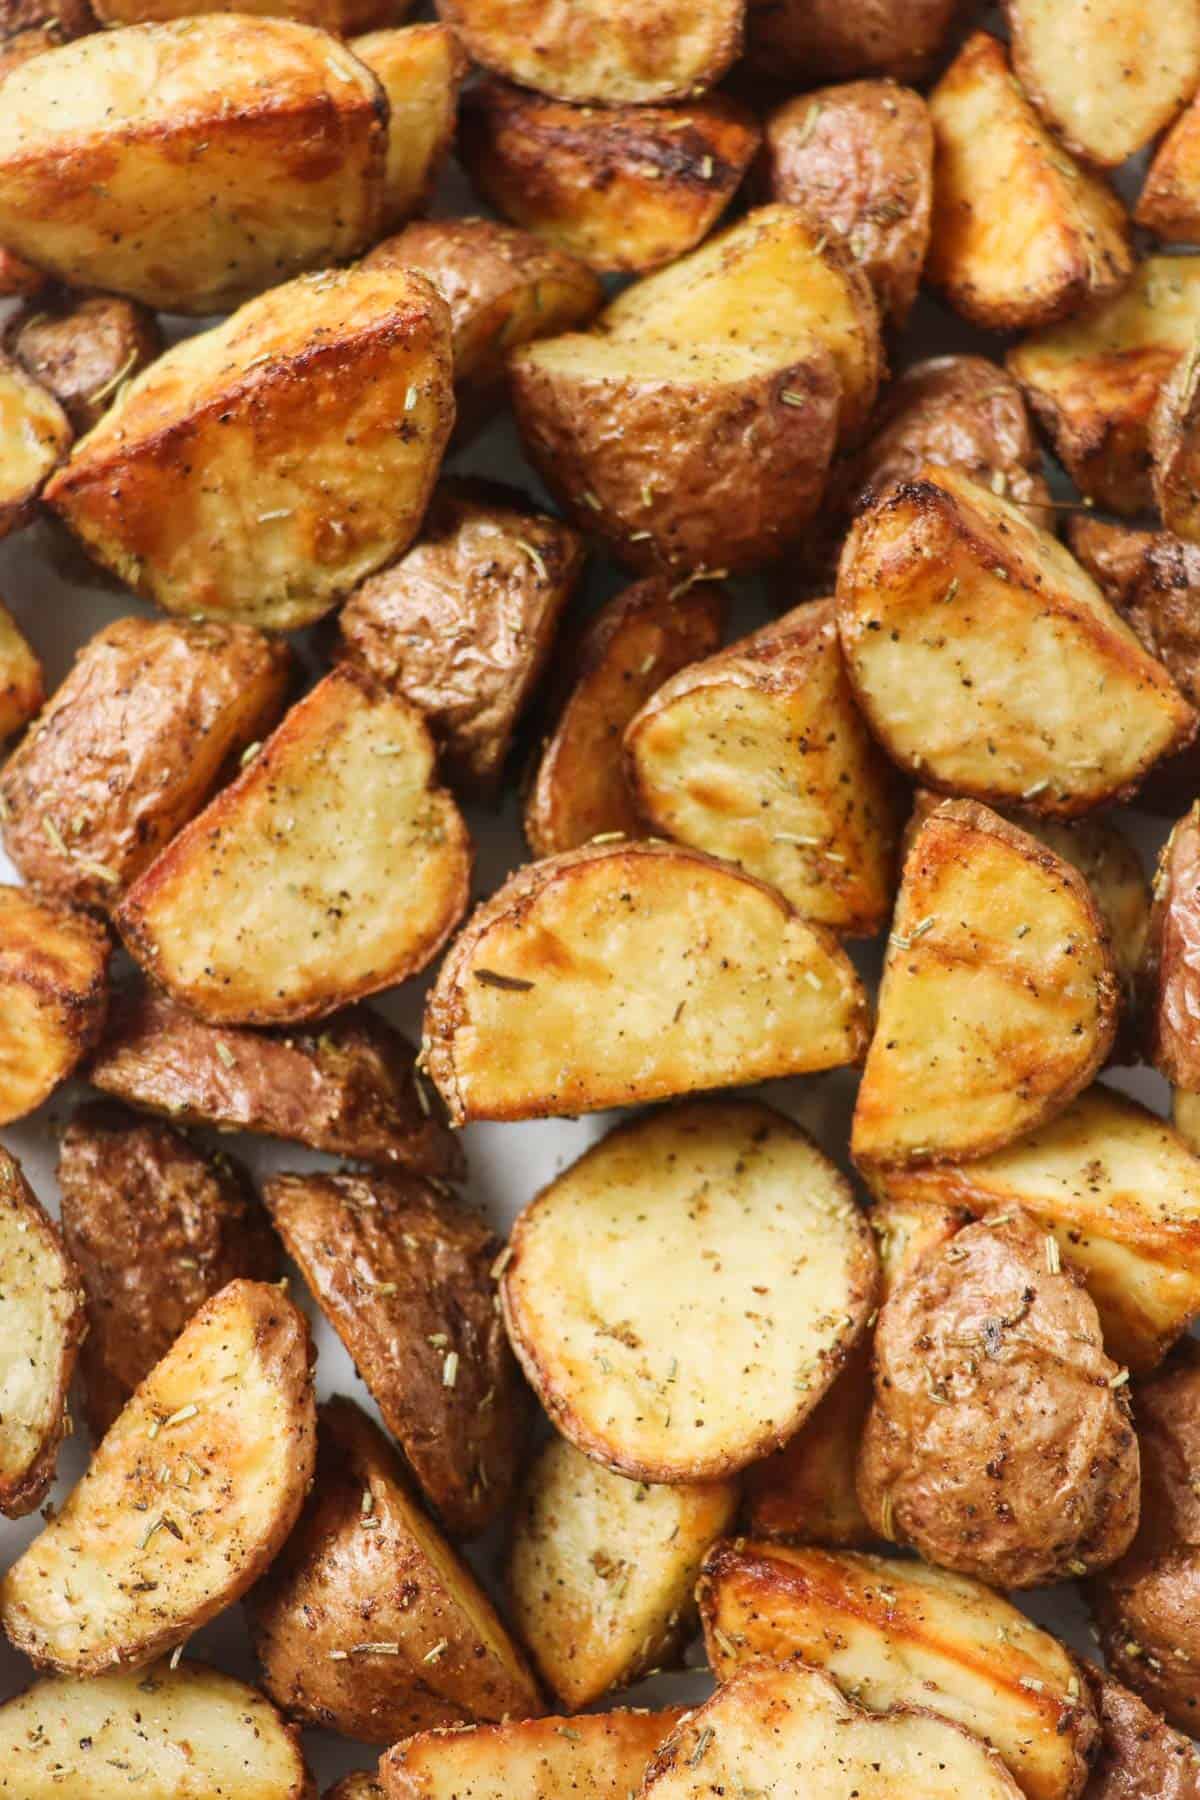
[1144,805,1200,1091]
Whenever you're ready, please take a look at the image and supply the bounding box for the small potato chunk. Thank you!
[48,266,453,631]
[0,1662,313,1800]
[459,80,760,275]
[525,575,726,857]
[625,598,903,936]
[852,802,1118,1169]
[264,1170,526,1538]
[1153,343,1200,543]
[89,985,463,1179]
[0,351,70,540]
[0,883,110,1124]
[0,594,42,742]
[338,480,585,798]
[0,0,93,47]
[1139,91,1200,243]
[699,1542,1097,1800]
[1,616,293,911]
[927,32,1132,333]
[502,1100,877,1483]
[58,1104,277,1439]
[117,669,471,1027]
[1081,1664,1200,1800]
[380,1708,685,1800]
[0,1279,316,1675]
[757,82,932,327]
[423,840,869,1124]
[742,1345,874,1548]
[351,26,465,230]
[1148,805,1200,1094]
[249,1397,542,1741]
[743,0,958,82]
[837,467,1196,814]
[5,293,160,435]
[507,1435,737,1705]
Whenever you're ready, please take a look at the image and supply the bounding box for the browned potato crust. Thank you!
[524,576,726,857]
[0,595,41,742]
[264,1170,526,1538]
[0,0,93,47]
[1080,1664,1200,1800]
[58,1103,277,1440]
[0,884,110,1124]
[88,985,463,1179]
[5,294,160,435]
[1152,344,1200,544]
[742,1344,874,1548]
[1146,805,1200,1092]
[459,81,760,275]
[327,1780,382,1800]
[1138,92,1200,243]
[1,617,293,912]
[927,33,1133,333]
[744,0,957,82]
[248,1396,542,1740]
[0,351,71,540]
[93,0,406,25]
[0,247,49,298]
[380,1707,686,1800]
[350,25,465,229]
[338,480,585,798]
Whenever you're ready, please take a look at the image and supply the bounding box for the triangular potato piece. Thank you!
[380,1707,685,1800]
[851,800,1118,1167]
[423,840,869,1123]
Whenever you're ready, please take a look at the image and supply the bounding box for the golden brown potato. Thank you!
[351,25,465,229]
[249,1396,542,1741]
[1080,1663,1200,1800]
[380,1707,685,1800]
[756,82,932,328]
[625,598,903,936]
[0,594,42,742]
[852,802,1118,1169]
[327,1780,382,1800]
[1138,90,1200,243]
[48,266,454,631]
[742,1345,874,1548]
[0,1279,316,1675]
[502,1100,877,1483]
[524,575,725,857]
[88,985,463,1179]
[116,669,471,1027]
[507,1435,737,1706]
[4,293,160,435]
[459,80,760,276]
[92,0,400,26]
[699,1542,1097,1800]
[743,0,958,83]
[338,480,585,798]
[837,467,1196,814]
[0,246,48,298]
[423,840,869,1124]
[1152,341,1200,544]
[927,32,1132,333]
[1146,804,1200,1093]
[58,1104,277,1440]
[1,617,293,912]
[0,883,110,1125]
[0,351,70,541]
[264,1170,526,1538]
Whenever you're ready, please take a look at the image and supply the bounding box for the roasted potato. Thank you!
[423,840,869,1124]
[90,0,403,25]
[116,668,471,1027]
[88,985,463,1180]
[0,1661,313,1800]
[525,575,726,856]
[1080,1663,1200,1800]
[0,883,110,1125]
[380,1707,686,1800]
[459,81,760,275]
[350,25,465,229]
[1145,805,1200,1093]
[741,1345,874,1548]
[264,1170,526,1538]
[501,1100,877,1483]
[0,594,42,742]
[58,1104,278,1439]
[328,1780,382,1800]
[248,1396,542,1741]
[4,292,161,435]
[743,0,958,83]
[699,1542,1097,1800]
[756,82,932,328]
[1138,89,1200,243]
[1,617,293,911]
[338,480,585,798]
[837,467,1196,815]
[0,0,93,49]
[0,351,70,541]
[0,247,48,299]
[507,1434,737,1706]
[1152,340,1200,543]
[1008,258,1200,516]
[48,266,454,631]
[625,598,904,936]
[926,33,1132,333]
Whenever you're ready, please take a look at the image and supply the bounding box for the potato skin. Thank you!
[1138,93,1200,243]
[744,0,958,83]
[0,351,72,541]
[1080,1664,1200,1800]
[0,884,110,1124]
[858,1210,1139,1589]
[1152,347,1200,544]
[5,293,161,435]
[1145,806,1200,1092]
[0,596,42,744]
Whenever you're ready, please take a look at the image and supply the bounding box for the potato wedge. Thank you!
[0,1661,313,1800]
[423,840,869,1123]
[1138,90,1200,243]
[4,292,161,435]
[1146,804,1200,1091]
[58,1104,278,1439]
[116,669,471,1027]
[507,1434,737,1706]
[48,266,453,632]
[459,80,760,276]
[625,598,903,936]
[837,466,1196,814]
[380,1707,685,1800]
[0,350,70,541]
[0,594,42,742]
[1,617,293,911]
[0,883,110,1124]
[699,1542,1096,1800]
[338,480,585,798]
[742,1344,874,1548]
[1152,340,1200,544]
[927,32,1132,333]
[0,18,386,313]
[88,985,463,1179]
[0,1279,315,1674]
[351,25,465,230]
[502,1099,877,1483]
[743,0,958,82]
[264,1170,526,1538]
[851,801,1118,1168]
[1081,1663,1200,1800]
[249,1396,542,1740]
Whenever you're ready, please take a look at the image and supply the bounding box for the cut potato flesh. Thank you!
[0,595,42,743]
[380,1707,686,1800]
[741,1342,874,1548]
[0,1279,316,1674]
[852,800,1118,1167]
[1138,91,1200,243]
[501,1099,878,1482]
[351,26,465,231]
[0,352,71,540]
[0,882,111,1126]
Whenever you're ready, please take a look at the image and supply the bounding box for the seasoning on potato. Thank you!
[380,1706,686,1800]
[1138,84,1200,242]
[4,293,161,434]
[0,883,110,1125]
[743,0,959,83]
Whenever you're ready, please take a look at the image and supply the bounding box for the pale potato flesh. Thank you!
[0,883,111,1126]
[351,26,464,230]
[380,1708,686,1800]
[0,594,42,741]
[0,352,70,539]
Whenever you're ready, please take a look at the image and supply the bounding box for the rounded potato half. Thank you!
[0,883,111,1125]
